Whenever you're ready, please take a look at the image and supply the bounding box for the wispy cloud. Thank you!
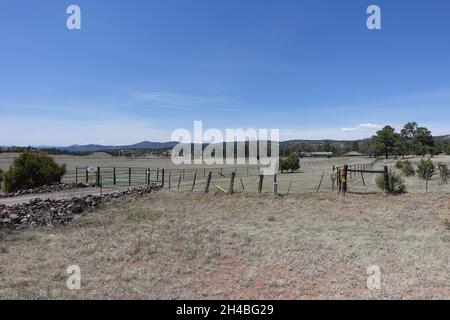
[130,91,249,112]
[132,91,228,106]
[341,123,382,132]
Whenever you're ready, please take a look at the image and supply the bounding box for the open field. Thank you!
[1,190,450,299]
[2,153,450,194]
[0,154,450,299]
[2,153,450,299]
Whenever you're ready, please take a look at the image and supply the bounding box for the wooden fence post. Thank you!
[332,165,335,190]
[384,166,390,193]
[258,175,264,194]
[129,168,132,186]
[168,170,172,190]
[113,167,116,185]
[161,169,165,188]
[337,167,341,192]
[228,172,236,194]
[177,173,182,190]
[85,166,88,184]
[75,167,78,184]
[97,167,101,186]
[317,171,325,192]
[191,171,197,192]
[205,172,212,193]
[343,165,348,195]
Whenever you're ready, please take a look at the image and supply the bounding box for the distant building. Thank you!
[299,151,333,158]
[344,151,364,157]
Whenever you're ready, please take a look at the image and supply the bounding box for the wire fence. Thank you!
[64,158,450,195]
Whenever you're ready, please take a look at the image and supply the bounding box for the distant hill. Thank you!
[46,141,178,153]
[30,135,450,154]
[435,135,450,141]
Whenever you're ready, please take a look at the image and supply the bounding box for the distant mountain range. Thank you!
[48,141,179,153]
[20,134,450,153]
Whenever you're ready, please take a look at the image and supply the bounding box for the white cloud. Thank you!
[341,123,382,132]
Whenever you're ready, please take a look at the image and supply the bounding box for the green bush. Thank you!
[417,158,435,180]
[280,153,300,173]
[395,160,415,176]
[279,158,289,172]
[3,151,66,193]
[376,170,407,195]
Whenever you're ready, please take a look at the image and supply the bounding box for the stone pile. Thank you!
[0,182,93,198]
[0,184,161,230]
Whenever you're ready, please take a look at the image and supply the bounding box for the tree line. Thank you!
[373,122,449,159]
[280,122,450,158]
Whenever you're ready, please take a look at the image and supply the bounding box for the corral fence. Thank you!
[64,157,450,195]
[73,165,262,188]
[69,160,388,195]
[334,163,389,194]
[75,166,166,187]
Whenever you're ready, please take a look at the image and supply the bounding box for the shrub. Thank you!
[376,170,407,195]
[417,158,435,180]
[3,151,66,193]
[279,158,289,173]
[396,160,415,176]
[280,153,300,173]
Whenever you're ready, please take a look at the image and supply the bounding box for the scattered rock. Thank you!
[0,184,161,231]
[0,183,94,199]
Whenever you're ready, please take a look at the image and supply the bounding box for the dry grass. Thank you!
[2,190,450,299]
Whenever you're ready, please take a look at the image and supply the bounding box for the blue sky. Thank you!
[1,0,449,145]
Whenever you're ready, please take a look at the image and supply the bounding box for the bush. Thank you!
[280,153,300,173]
[395,160,415,176]
[417,158,435,180]
[279,158,289,173]
[376,170,407,195]
[3,151,66,193]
